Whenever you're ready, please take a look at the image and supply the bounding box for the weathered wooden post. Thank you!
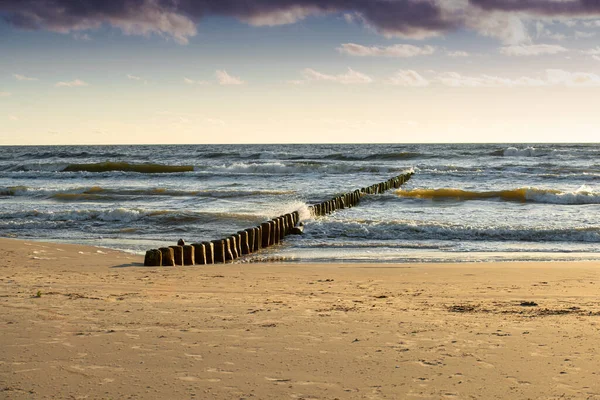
[254,226,262,251]
[192,243,206,265]
[160,247,175,266]
[212,239,226,264]
[169,245,183,266]
[183,245,195,266]
[261,222,271,247]
[144,249,162,266]
[225,237,236,261]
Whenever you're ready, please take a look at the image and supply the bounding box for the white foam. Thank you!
[525,185,600,205]
[503,146,554,157]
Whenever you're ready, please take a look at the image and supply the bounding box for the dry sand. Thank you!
[1,238,600,399]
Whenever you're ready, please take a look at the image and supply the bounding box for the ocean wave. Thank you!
[63,162,194,173]
[492,146,555,157]
[0,185,296,201]
[306,219,600,243]
[396,186,600,205]
[212,161,406,175]
[0,208,264,224]
[0,185,29,196]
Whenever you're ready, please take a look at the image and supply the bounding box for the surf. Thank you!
[396,186,600,205]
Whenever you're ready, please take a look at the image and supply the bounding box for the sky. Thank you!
[1,0,600,145]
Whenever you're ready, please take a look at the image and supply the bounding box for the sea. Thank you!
[1,143,599,263]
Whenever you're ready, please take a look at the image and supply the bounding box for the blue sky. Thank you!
[2,1,600,144]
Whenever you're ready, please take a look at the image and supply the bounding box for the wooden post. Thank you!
[183,245,195,266]
[144,249,161,266]
[169,245,183,266]
[192,243,206,265]
[160,247,175,266]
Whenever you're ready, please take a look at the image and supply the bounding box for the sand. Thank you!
[1,238,600,399]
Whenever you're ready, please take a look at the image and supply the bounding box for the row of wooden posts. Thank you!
[144,171,413,266]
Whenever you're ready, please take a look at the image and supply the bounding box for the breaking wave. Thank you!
[396,186,600,205]
[492,146,555,157]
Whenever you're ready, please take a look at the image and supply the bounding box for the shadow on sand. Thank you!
[110,262,146,268]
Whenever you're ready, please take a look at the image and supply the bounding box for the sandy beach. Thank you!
[1,238,600,399]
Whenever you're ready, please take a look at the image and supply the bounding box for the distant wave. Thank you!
[491,146,554,157]
[0,207,264,224]
[307,219,600,243]
[0,185,295,200]
[63,162,194,173]
[396,186,600,205]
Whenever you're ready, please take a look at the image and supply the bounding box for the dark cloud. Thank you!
[469,0,600,15]
[0,0,461,43]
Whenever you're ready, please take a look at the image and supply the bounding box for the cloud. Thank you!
[13,73,38,81]
[8,115,18,121]
[301,67,373,84]
[183,77,209,85]
[338,43,435,57]
[55,79,89,87]
[435,69,600,87]
[545,69,600,86]
[470,0,600,16]
[447,50,470,57]
[574,30,596,38]
[436,71,546,87]
[0,91,11,97]
[0,0,460,44]
[386,70,430,87]
[5,0,600,46]
[215,70,244,85]
[582,46,600,55]
[500,44,568,56]
[127,74,142,81]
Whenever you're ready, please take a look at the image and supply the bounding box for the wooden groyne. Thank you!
[144,171,413,266]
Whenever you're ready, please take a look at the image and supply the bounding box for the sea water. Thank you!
[1,143,598,263]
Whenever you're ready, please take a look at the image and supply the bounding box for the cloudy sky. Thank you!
[1,0,600,144]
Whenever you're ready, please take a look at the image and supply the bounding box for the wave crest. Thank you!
[397,186,600,205]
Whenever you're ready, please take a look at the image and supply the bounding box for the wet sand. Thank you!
[1,238,600,399]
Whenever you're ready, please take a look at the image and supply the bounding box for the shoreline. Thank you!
[2,237,600,399]
[4,236,600,264]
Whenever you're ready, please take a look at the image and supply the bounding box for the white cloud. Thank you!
[301,67,373,84]
[242,6,319,26]
[466,12,530,45]
[575,31,596,38]
[447,50,469,57]
[500,44,568,56]
[593,55,600,62]
[215,70,244,85]
[183,77,209,85]
[127,74,142,81]
[337,43,435,57]
[55,79,89,87]
[582,46,600,55]
[13,73,38,81]
[0,91,11,97]
[582,20,600,28]
[545,69,600,86]
[435,69,600,88]
[436,71,546,87]
[386,70,430,87]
